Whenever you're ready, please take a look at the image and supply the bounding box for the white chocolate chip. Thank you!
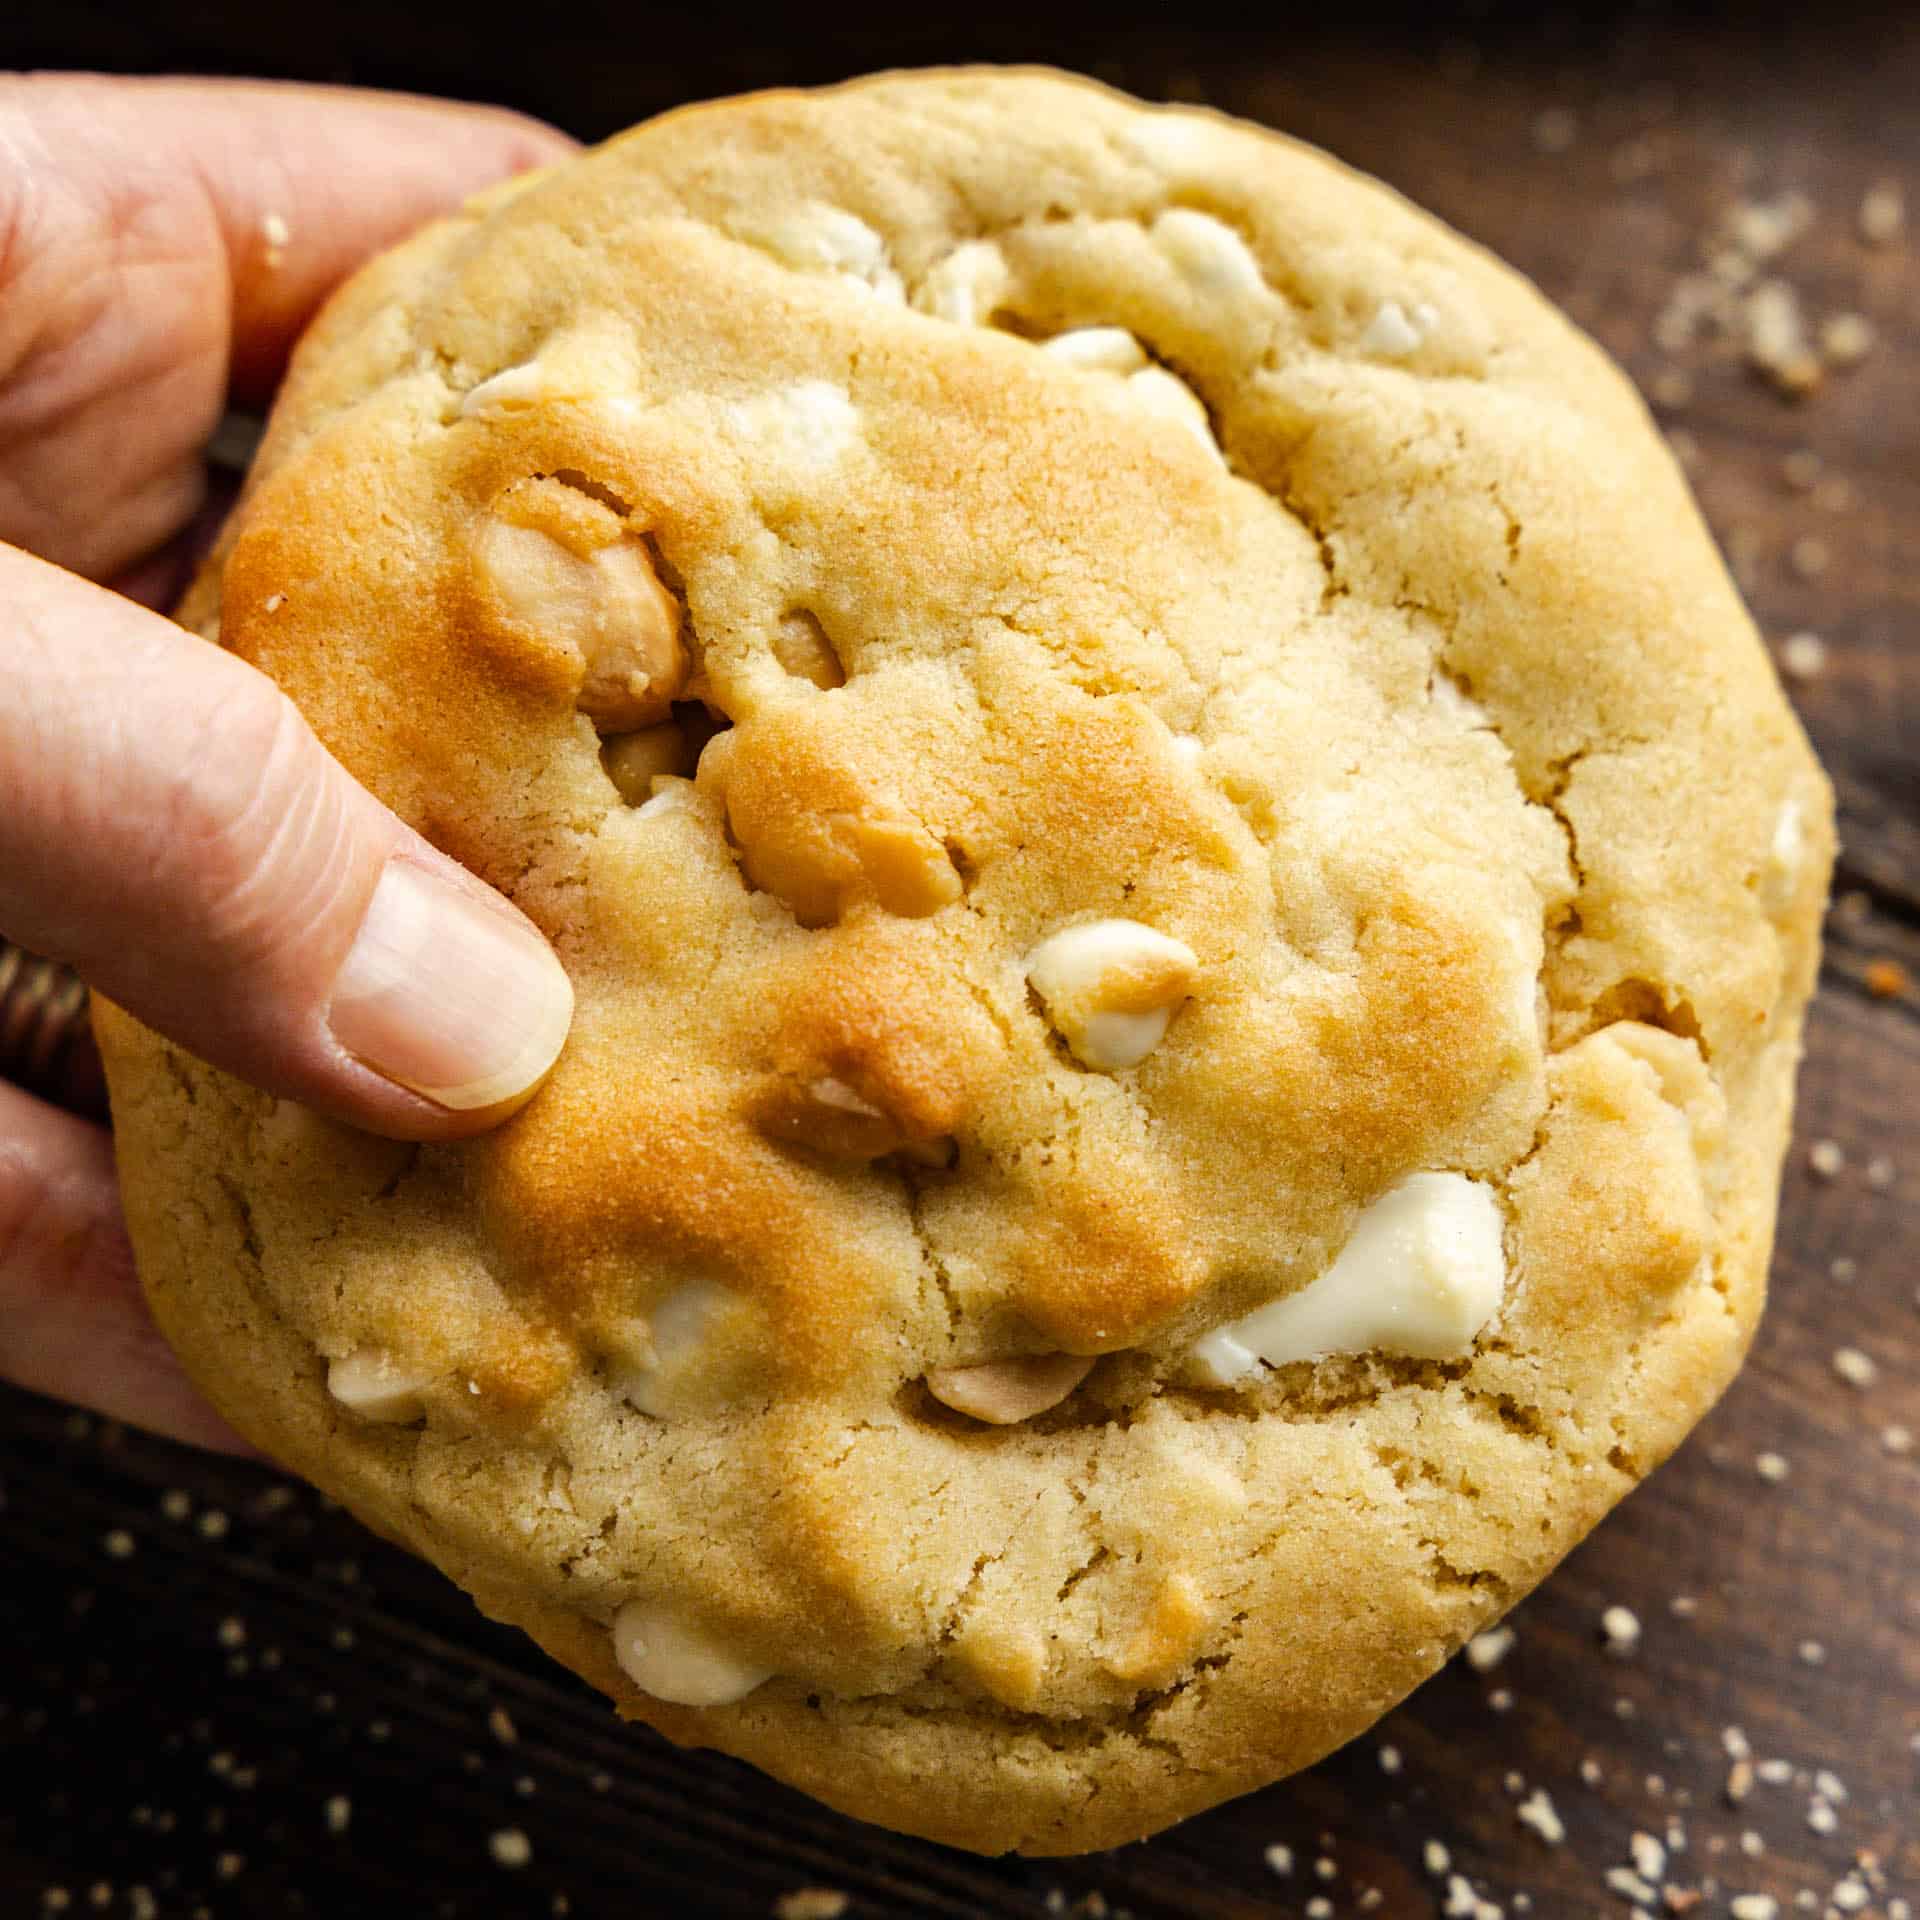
[461,362,562,418]
[924,1354,1095,1424]
[1360,298,1440,357]
[614,1281,727,1417]
[917,240,1009,327]
[1123,366,1223,461]
[1430,670,1493,728]
[1025,919,1199,1071]
[1152,208,1267,297]
[1759,795,1804,911]
[749,203,905,302]
[326,1350,436,1424]
[1040,327,1151,374]
[1190,1173,1507,1384]
[724,381,860,470]
[611,1599,771,1706]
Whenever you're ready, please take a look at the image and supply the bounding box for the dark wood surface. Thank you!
[3,7,1915,1916]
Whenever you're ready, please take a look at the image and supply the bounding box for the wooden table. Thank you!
[3,6,1914,1915]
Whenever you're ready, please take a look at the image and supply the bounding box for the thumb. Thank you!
[1,545,573,1139]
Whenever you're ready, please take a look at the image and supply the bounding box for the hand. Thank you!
[0,75,580,1452]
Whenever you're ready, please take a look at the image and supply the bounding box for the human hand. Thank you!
[0,75,580,1452]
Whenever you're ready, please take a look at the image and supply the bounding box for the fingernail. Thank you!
[329,857,573,1111]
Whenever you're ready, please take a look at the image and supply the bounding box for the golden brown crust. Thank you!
[96,68,1830,1854]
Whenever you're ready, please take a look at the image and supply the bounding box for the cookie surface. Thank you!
[97,69,1831,1854]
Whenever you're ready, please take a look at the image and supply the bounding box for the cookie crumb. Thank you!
[1743,280,1822,396]
[489,1829,532,1870]
[1782,449,1822,490]
[1264,1844,1294,1877]
[1859,181,1905,246]
[1580,1758,1605,1787]
[1601,1605,1642,1654]
[1798,1637,1828,1665]
[1728,192,1813,262]
[197,1509,230,1541]
[216,1616,246,1649]
[1741,1830,1766,1857]
[1755,1452,1789,1484]
[1865,959,1909,999]
[1757,1757,1793,1784]
[1819,313,1875,368]
[1607,1867,1658,1904]
[1788,535,1829,578]
[1306,1900,1333,1920]
[1670,1594,1698,1618]
[1379,1744,1403,1775]
[324,1796,350,1834]
[1808,1137,1844,1177]
[1631,1833,1667,1883]
[1866,1154,1896,1188]
[1806,1799,1838,1834]
[1517,1789,1564,1844]
[773,1894,848,1920]
[1781,633,1828,682]
[1489,1687,1514,1712]
[488,1706,518,1746]
[1650,368,1694,410]
[1881,1424,1913,1454]
[1830,1348,1876,1388]
[1315,1854,1338,1881]
[102,1530,135,1560]
[1425,1840,1452,1877]
[1467,1626,1516,1672]
[1726,1760,1755,1804]
[160,1490,191,1522]
[1730,1898,1778,1920]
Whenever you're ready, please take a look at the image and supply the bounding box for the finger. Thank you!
[0,74,575,578]
[0,1077,254,1454]
[1,546,574,1140]
[59,76,576,402]
[105,465,239,613]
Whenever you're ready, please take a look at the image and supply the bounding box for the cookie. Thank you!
[96,69,1832,1854]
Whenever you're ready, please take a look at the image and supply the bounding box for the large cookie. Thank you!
[96,70,1832,1853]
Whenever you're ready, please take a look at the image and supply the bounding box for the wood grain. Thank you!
[2,7,1915,1915]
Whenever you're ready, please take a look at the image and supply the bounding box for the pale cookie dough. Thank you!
[97,69,1832,1855]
